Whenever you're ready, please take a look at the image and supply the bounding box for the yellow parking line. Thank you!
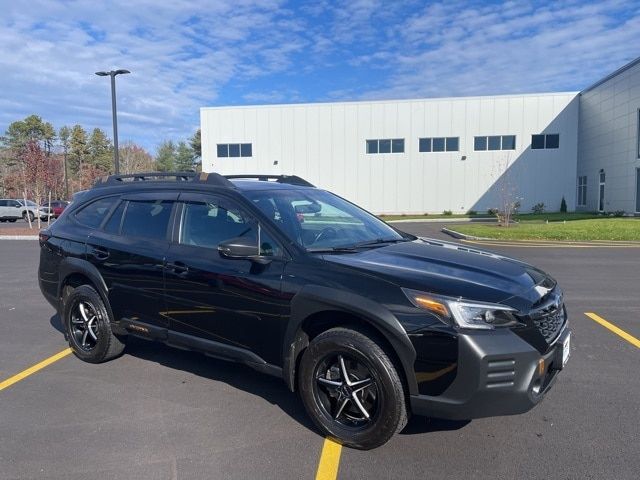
[0,348,72,392]
[315,437,343,480]
[585,313,640,349]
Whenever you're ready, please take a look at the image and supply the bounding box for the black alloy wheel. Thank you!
[299,327,408,449]
[314,353,379,428]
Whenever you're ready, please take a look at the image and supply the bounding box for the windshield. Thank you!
[245,188,409,251]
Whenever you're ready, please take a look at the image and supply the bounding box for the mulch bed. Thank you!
[0,226,43,236]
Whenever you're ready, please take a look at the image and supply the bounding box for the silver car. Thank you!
[0,199,52,222]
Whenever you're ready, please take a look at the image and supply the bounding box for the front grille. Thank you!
[530,288,566,344]
[533,308,565,343]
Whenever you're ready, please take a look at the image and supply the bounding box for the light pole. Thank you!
[95,69,130,174]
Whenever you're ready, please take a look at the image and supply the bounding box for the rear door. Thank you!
[86,191,178,328]
[163,192,288,365]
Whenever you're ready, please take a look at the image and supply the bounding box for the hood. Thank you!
[321,238,554,306]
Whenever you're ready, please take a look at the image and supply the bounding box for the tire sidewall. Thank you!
[299,331,404,449]
[63,285,113,363]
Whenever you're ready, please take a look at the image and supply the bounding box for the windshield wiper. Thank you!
[347,238,410,248]
[306,238,410,253]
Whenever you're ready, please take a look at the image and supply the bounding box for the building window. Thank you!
[366,138,404,154]
[418,137,459,152]
[577,176,587,207]
[532,134,560,149]
[217,143,252,158]
[474,135,516,151]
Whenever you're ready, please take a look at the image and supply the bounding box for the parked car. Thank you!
[0,198,51,222]
[41,200,69,218]
[38,172,571,449]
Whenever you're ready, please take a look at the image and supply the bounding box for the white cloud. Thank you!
[0,0,638,153]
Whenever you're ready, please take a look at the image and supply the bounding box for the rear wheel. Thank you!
[63,285,125,363]
[298,327,408,450]
[0,219,6,223]
[8,218,16,223]
[22,211,34,222]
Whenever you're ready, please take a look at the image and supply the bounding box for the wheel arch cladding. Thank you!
[58,258,111,315]
[283,285,418,395]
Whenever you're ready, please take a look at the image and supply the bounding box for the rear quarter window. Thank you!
[74,197,119,228]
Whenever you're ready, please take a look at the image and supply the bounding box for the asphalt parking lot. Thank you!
[1,224,639,480]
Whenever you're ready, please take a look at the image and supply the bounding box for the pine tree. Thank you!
[88,128,113,172]
[190,129,201,159]
[175,141,194,171]
[155,141,176,172]
[68,125,89,175]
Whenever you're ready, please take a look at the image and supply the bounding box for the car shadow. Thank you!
[49,314,464,438]
[122,336,317,434]
[401,416,470,435]
[50,314,64,334]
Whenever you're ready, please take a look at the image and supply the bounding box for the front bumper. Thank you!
[410,326,570,420]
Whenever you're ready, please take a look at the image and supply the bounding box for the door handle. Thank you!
[90,246,110,260]
[167,261,189,274]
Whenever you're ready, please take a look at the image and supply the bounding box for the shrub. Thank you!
[467,210,478,216]
[487,208,499,216]
[443,210,453,216]
[560,196,567,213]
[613,210,626,217]
[532,203,545,214]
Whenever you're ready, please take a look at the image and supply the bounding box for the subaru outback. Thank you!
[38,172,571,449]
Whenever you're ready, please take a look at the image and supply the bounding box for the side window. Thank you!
[103,201,126,235]
[180,199,281,256]
[75,197,119,228]
[0,200,7,207]
[11,200,22,207]
[121,200,173,240]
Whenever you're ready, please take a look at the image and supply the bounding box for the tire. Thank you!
[22,211,34,222]
[0,219,5,222]
[8,218,17,223]
[298,327,408,450]
[63,285,125,363]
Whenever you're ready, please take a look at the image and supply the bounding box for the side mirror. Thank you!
[218,236,271,265]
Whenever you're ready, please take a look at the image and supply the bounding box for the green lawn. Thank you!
[451,218,640,241]
[513,212,603,222]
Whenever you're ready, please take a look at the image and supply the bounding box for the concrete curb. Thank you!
[386,217,495,224]
[0,235,39,240]
[441,227,492,241]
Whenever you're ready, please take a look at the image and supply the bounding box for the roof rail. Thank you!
[224,174,315,187]
[92,171,234,188]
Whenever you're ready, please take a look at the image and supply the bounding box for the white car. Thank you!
[0,199,52,223]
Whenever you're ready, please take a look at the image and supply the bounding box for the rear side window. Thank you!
[75,197,118,228]
[121,200,173,240]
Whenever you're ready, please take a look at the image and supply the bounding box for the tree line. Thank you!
[0,114,202,201]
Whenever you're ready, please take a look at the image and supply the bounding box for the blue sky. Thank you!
[1,0,639,153]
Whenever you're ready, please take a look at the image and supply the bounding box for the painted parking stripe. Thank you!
[584,313,640,349]
[315,437,343,480]
[0,348,72,392]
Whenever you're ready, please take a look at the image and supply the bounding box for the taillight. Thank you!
[39,231,50,246]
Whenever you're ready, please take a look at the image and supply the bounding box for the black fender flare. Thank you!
[57,257,111,315]
[282,285,418,395]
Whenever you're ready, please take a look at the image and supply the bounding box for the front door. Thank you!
[163,193,288,366]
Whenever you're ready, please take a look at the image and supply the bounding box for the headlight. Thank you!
[402,288,522,330]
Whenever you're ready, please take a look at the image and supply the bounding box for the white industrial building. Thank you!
[201,57,640,215]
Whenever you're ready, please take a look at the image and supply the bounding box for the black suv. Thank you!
[38,172,571,449]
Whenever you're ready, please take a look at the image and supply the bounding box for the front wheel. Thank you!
[8,218,17,223]
[298,327,408,450]
[63,285,125,363]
